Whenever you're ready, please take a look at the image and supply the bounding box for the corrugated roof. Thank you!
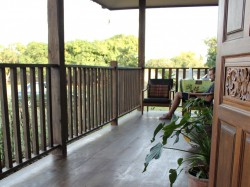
[91,0,218,10]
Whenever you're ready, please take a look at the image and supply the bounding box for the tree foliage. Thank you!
[204,37,217,68]
[0,43,21,63]
[0,34,138,67]
[146,58,173,67]
[21,42,48,64]
[170,52,204,67]
[0,35,216,69]
[145,52,205,68]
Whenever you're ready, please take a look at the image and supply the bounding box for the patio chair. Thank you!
[141,79,174,114]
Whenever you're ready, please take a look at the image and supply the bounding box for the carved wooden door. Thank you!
[209,0,250,186]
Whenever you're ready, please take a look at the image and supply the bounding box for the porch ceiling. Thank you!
[91,0,218,10]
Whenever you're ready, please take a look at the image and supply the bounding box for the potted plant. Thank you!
[143,98,213,187]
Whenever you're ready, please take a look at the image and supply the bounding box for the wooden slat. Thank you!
[87,69,91,130]
[148,68,151,80]
[101,69,104,124]
[93,69,97,128]
[0,68,13,169]
[103,69,107,123]
[20,68,31,159]
[82,68,86,132]
[126,71,130,111]
[118,70,122,115]
[38,68,46,151]
[30,67,39,155]
[155,69,158,79]
[46,67,53,147]
[90,69,94,129]
[175,69,179,92]
[108,70,112,120]
[183,68,186,79]
[77,68,82,134]
[67,67,73,139]
[168,68,172,79]
[162,68,165,79]
[10,68,22,164]
[97,68,101,126]
[73,67,78,136]
[197,68,201,79]
[131,71,134,109]
[106,70,109,121]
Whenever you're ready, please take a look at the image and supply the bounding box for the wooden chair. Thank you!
[141,79,174,114]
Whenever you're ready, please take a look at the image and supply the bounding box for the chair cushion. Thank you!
[143,98,171,104]
[148,84,169,98]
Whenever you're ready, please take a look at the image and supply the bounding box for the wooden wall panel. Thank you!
[240,133,250,186]
[216,123,236,187]
[225,0,245,40]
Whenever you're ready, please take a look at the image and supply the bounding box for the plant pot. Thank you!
[187,168,209,187]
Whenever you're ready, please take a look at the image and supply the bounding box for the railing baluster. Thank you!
[93,69,97,128]
[20,67,31,160]
[67,67,73,139]
[0,67,13,169]
[10,67,22,164]
[73,67,78,136]
[46,67,53,147]
[197,68,201,79]
[87,68,91,130]
[97,68,101,127]
[100,69,104,125]
[30,67,39,155]
[38,67,46,151]
[90,69,94,129]
[77,68,82,134]
[82,68,86,132]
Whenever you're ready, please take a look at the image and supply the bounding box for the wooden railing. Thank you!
[0,64,59,177]
[117,67,141,116]
[144,67,209,92]
[65,63,141,142]
[0,63,208,178]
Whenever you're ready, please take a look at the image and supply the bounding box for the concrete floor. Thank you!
[1,110,189,187]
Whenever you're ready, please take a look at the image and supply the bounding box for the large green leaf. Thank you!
[169,169,177,187]
[151,123,165,143]
[143,142,163,172]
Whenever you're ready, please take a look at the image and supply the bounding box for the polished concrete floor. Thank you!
[1,110,189,187]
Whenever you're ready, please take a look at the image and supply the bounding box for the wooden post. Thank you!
[47,0,68,156]
[138,0,146,109]
[111,61,118,126]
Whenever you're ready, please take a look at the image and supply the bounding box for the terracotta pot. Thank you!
[187,170,209,187]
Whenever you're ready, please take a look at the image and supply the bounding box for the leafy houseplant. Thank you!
[143,98,213,187]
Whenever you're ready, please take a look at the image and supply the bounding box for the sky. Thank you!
[0,0,218,61]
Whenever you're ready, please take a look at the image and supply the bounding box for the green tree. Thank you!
[65,34,138,67]
[146,58,173,67]
[204,37,217,67]
[104,34,138,67]
[170,51,204,67]
[65,40,107,66]
[20,42,48,64]
[0,43,22,63]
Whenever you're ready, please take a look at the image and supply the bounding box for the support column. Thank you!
[138,0,146,97]
[47,0,68,156]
